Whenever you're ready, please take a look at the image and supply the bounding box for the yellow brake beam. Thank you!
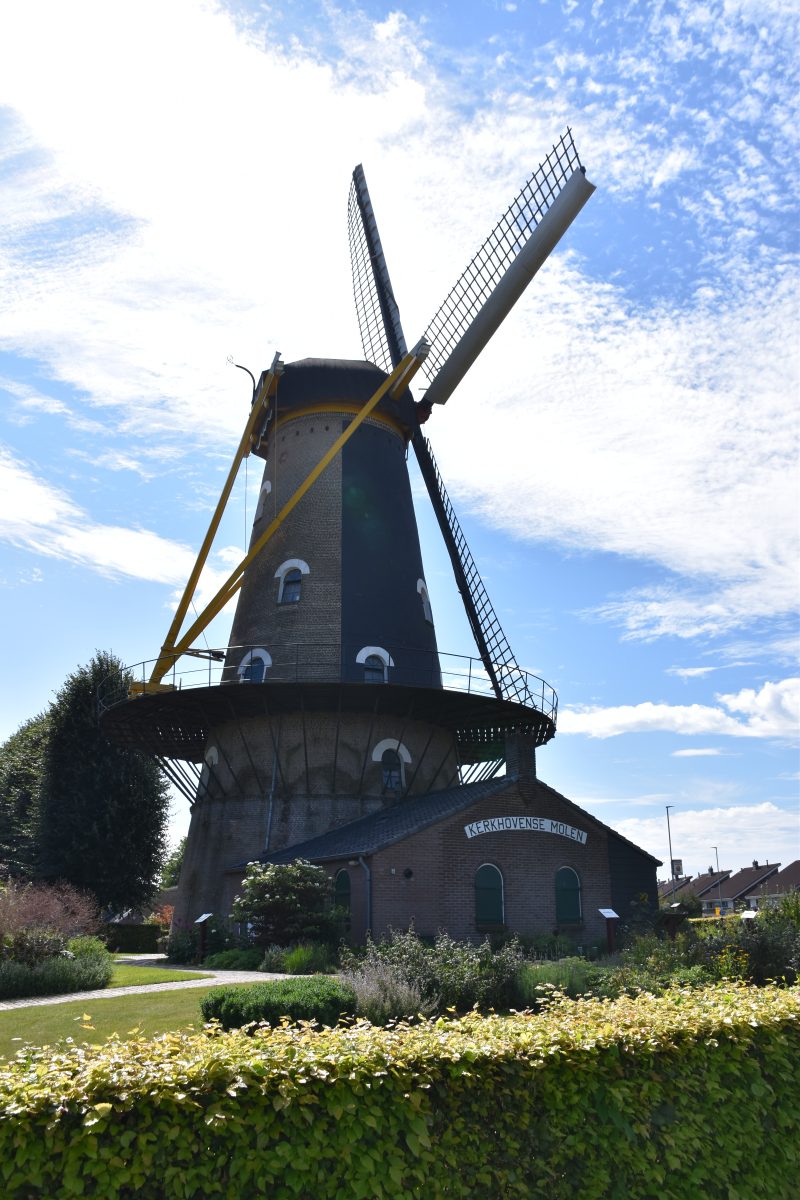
[142,358,282,691]
[146,342,429,688]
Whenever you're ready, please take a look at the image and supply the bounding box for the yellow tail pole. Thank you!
[146,362,282,689]
[148,344,428,686]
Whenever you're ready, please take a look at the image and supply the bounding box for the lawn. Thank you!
[111,963,212,987]
[0,986,221,1059]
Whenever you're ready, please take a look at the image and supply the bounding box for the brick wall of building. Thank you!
[319,777,657,947]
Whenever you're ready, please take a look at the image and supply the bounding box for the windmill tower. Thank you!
[101,131,600,931]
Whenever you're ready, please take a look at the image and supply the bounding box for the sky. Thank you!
[0,0,798,881]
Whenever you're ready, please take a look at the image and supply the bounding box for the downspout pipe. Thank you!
[358,855,372,938]
[264,753,278,851]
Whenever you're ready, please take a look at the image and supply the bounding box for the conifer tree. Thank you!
[0,712,49,878]
[37,650,169,912]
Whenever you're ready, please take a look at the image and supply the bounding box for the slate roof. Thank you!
[232,773,662,868]
[658,876,694,901]
[243,775,514,866]
[714,863,781,900]
[668,870,731,900]
[749,860,800,898]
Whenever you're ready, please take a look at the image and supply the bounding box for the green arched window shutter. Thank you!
[555,867,582,923]
[475,864,504,924]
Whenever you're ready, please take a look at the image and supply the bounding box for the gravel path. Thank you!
[0,956,285,1011]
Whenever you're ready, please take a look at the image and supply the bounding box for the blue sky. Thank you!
[0,0,797,878]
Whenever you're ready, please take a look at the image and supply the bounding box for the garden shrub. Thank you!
[340,959,434,1024]
[0,880,99,939]
[165,926,197,964]
[0,984,797,1199]
[231,860,337,947]
[516,956,596,1004]
[103,923,160,954]
[282,942,334,975]
[0,938,112,1000]
[259,944,287,972]
[67,935,111,961]
[691,901,800,986]
[202,948,264,971]
[198,977,356,1029]
[341,929,524,1013]
[2,928,66,967]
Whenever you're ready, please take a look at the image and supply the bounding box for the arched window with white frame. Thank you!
[475,863,504,926]
[237,648,272,683]
[275,558,310,605]
[555,867,582,924]
[255,481,272,520]
[417,578,433,624]
[372,738,411,792]
[356,645,394,683]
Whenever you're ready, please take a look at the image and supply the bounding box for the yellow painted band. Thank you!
[273,403,407,439]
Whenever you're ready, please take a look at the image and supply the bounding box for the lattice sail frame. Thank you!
[418,128,582,386]
[347,129,589,714]
[347,170,402,376]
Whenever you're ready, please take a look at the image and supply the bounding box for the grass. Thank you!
[110,963,212,987]
[0,986,221,1059]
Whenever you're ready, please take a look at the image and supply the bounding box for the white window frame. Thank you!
[275,558,310,604]
[417,578,433,624]
[255,481,272,520]
[237,648,272,683]
[356,645,394,682]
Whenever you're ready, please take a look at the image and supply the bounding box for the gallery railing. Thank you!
[98,643,558,725]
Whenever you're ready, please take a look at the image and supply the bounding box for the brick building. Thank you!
[246,767,659,946]
[103,357,660,942]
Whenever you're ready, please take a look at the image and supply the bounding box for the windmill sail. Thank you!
[413,430,535,709]
[348,165,407,373]
[349,158,542,708]
[420,128,592,404]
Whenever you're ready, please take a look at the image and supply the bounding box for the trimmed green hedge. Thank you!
[103,924,160,954]
[199,977,356,1029]
[0,984,798,1199]
[0,939,113,1000]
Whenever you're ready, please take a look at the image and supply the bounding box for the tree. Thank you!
[231,859,336,947]
[0,712,49,879]
[37,650,169,913]
[159,837,186,888]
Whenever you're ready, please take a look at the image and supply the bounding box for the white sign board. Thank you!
[464,816,588,844]
[598,908,619,920]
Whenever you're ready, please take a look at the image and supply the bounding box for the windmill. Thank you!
[101,130,595,927]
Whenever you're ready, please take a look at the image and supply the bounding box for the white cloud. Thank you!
[0,0,795,655]
[667,666,717,678]
[609,801,797,876]
[0,444,219,593]
[671,748,725,757]
[559,677,799,739]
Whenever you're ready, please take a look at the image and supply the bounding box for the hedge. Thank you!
[199,977,356,1029]
[103,924,161,954]
[0,940,113,1000]
[0,984,798,1199]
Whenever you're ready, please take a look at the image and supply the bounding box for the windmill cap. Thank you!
[251,357,418,456]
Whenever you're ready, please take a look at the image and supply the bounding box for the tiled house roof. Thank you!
[658,877,694,901]
[748,860,800,899]
[680,870,732,899]
[717,863,781,901]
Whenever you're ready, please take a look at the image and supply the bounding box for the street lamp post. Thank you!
[712,845,722,914]
[666,805,676,894]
